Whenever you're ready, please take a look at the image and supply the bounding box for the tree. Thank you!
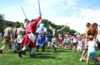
[0,15,4,20]
[69,29,76,35]
[24,18,30,23]
[15,21,21,28]
[0,14,5,32]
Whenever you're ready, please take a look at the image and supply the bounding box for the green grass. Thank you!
[0,42,100,65]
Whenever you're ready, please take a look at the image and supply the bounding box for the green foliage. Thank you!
[0,14,4,20]
[0,14,16,32]
[69,29,76,35]
[0,15,6,32]
[15,21,21,28]
[24,18,30,23]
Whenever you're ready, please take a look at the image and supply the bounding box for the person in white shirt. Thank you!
[86,35,100,65]
[17,24,25,50]
[72,35,78,52]
[77,35,83,54]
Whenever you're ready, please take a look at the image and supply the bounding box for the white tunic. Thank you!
[17,27,25,43]
[4,27,12,37]
[88,41,96,52]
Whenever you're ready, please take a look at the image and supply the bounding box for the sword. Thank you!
[38,0,41,14]
[21,6,27,19]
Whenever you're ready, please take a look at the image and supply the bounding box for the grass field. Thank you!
[0,42,100,65]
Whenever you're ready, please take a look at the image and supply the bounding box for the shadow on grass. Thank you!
[90,64,100,65]
[57,50,68,52]
[36,53,53,55]
[35,55,65,60]
[22,54,56,59]
[35,52,56,59]
[36,55,56,59]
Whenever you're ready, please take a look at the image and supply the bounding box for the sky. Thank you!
[0,0,100,33]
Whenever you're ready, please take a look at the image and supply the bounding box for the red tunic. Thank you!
[58,36,63,45]
[21,16,41,47]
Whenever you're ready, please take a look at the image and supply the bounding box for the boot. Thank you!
[54,48,57,52]
[9,44,12,49]
[23,51,26,55]
[42,49,45,52]
[18,50,26,57]
[36,49,39,52]
[30,54,36,58]
[18,50,23,58]
[13,50,18,53]
[0,50,3,54]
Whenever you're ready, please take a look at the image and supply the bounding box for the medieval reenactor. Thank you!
[18,14,41,58]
